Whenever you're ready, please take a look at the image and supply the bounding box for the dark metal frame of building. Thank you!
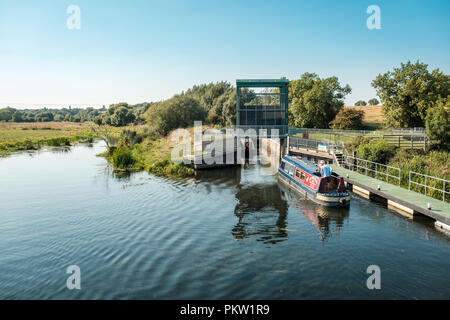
[236,79,289,137]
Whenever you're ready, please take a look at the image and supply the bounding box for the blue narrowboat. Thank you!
[278,156,350,207]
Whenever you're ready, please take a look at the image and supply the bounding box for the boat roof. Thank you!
[282,156,318,173]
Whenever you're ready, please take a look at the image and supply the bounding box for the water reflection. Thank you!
[193,159,350,244]
[233,183,289,244]
[49,146,72,154]
[279,182,349,241]
[193,165,242,188]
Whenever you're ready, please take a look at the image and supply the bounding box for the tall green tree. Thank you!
[368,98,379,106]
[12,111,23,122]
[425,99,450,149]
[145,95,207,136]
[0,107,16,121]
[372,61,450,128]
[288,73,351,128]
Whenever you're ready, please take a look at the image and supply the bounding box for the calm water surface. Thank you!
[0,142,449,299]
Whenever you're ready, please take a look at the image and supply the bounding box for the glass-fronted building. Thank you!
[236,79,289,137]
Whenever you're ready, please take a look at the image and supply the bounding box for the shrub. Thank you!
[345,135,372,153]
[368,98,379,106]
[355,100,367,106]
[207,112,220,125]
[329,108,365,130]
[111,146,135,169]
[357,139,397,164]
[46,137,71,146]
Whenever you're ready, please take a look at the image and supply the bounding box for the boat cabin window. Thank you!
[288,164,295,176]
[280,161,286,171]
[295,169,301,179]
[301,172,305,180]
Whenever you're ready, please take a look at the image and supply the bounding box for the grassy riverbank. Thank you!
[100,127,203,177]
[0,122,97,156]
[0,121,195,177]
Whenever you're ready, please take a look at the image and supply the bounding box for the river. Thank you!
[0,141,449,299]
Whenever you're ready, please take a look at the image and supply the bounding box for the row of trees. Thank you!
[0,106,102,123]
[94,102,152,127]
[0,103,151,127]
[355,99,379,106]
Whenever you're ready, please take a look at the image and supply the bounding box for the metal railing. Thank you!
[342,155,401,185]
[409,171,449,202]
[288,136,345,153]
[289,127,426,136]
[234,125,288,137]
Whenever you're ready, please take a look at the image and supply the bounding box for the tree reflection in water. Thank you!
[233,183,289,244]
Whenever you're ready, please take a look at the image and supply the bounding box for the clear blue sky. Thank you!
[1,0,449,109]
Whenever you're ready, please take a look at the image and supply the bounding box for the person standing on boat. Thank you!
[318,160,333,192]
[319,160,332,178]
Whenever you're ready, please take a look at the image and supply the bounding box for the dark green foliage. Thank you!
[0,106,100,123]
[111,146,136,169]
[120,130,143,146]
[147,159,194,177]
[357,139,398,164]
[184,81,236,127]
[12,111,23,122]
[46,137,71,146]
[95,103,136,127]
[372,60,450,128]
[0,107,16,121]
[207,112,220,125]
[425,100,450,149]
[346,136,372,153]
[330,108,365,129]
[368,98,379,106]
[289,73,351,128]
[354,100,367,106]
[388,149,449,200]
[145,95,207,136]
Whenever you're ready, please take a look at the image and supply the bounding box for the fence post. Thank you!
[425,176,427,196]
[409,171,411,190]
[444,181,446,202]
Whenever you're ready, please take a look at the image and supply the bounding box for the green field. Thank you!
[0,122,142,156]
